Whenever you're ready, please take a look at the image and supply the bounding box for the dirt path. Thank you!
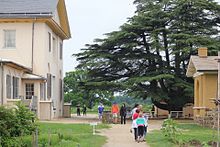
[40,114,163,147]
[100,120,163,147]
[40,114,100,124]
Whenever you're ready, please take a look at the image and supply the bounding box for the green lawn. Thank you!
[21,122,110,147]
[146,123,217,147]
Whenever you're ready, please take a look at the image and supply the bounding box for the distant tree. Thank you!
[64,70,113,108]
[75,0,220,111]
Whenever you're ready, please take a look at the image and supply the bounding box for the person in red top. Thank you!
[132,109,140,141]
[111,102,119,124]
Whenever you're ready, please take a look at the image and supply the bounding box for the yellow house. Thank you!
[186,48,218,117]
[0,0,71,120]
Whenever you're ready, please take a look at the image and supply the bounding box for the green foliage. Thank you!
[64,70,114,108]
[0,105,16,138]
[0,102,37,146]
[14,102,37,136]
[161,118,180,143]
[148,122,217,147]
[75,0,220,111]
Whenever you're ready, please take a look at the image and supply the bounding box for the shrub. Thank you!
[13,102,37,136]
[0,102,37,146]
[161,118,180,143]
[0,106,16,138]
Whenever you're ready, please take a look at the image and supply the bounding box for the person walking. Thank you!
[131,104,139,119]
[76,104,81,116]
[120,103,127,124]
[82,104,87,116]
[98,103,104,120]
[132,109,140,141]
[111,102,119,124]
[143,112,149,141]
[136,113,145,142]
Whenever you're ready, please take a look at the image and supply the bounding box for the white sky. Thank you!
[63,0,220,74]
[63,0,136,73]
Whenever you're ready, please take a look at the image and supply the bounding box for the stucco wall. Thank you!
[40,101,52,120]
[194,74,217,117]
[204,74,217,109]
[0,23,32,68]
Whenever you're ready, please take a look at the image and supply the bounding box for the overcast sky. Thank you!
[63,0,220,74]
[63,0,135,73]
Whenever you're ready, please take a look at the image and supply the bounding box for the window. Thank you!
[40,83,46,101]
[6,75,11,98]
[53,37,56,54]
[25,83,34,99]
[52,75,55,99]
[48,32,51,52]
[59,42,63,60]
[60,79,63,101]
[47,73,52,99]
[4,30,16,48]
[13,77,19,99]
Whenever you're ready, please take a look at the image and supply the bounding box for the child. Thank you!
[136,113,145,143]
[143,113,149,141]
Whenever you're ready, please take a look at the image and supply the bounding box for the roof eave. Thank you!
[57,0,71,39]
[47,19,70,40]
[0,13,53,18]
[0,61,31,73]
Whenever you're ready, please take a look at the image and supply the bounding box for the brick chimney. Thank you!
[198,47,207,58]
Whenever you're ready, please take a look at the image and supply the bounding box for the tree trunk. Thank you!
[162,28,170,68]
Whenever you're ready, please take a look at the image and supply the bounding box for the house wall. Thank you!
[40,101,52,120]
[32,23,64,118]
[204,74,217,109]
[194,74,217,117]
[0,21,64,119]
[183,103,193,118]
[0,23,32,67]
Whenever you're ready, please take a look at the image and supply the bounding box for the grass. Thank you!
[146,123,217,147]
[20,122,110,147]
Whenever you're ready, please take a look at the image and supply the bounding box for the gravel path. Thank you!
[100,120,163,147]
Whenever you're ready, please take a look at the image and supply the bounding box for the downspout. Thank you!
[31,18,36,72]
[0,61,4,105]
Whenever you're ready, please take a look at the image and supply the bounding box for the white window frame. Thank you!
[4,30,16,48]
[13,76,19,99]
[6,75,11,99]
[48,32,51,52]
[25,83,34,99]
[59,42,63,60]
[40,83,46,101]
[47,73,52,99]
